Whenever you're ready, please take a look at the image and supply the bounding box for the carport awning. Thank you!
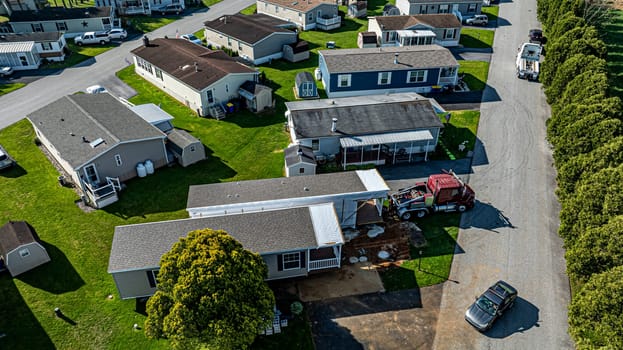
[340,130,433,148]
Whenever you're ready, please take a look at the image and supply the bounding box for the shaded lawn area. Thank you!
[380,213,461,290]
[42,42,116,69]
[459,60,490,91]
[481,5,499,22]
[0,82,25,96]
[240,3,257,15]
[460,28,495,48]
[430,110,480,160]
[603,10,623,98]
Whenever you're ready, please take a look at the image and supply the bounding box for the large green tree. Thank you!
[548,96,621,140]
[568,265,623,348]
[144,229,275,350]
[545,53,607,104]
[566,216,623,280]
[551,71,610,116]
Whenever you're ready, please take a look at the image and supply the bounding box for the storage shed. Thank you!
[166,129,206,167]
[284,144,316,177]
[239,81,273,113]
[348,1,368,18]
[0,221,51,277]
[0,41,40,71]
[383,4,400,16]
[283,40,310,63]
[294,72,319,99]
[358,31,378,48]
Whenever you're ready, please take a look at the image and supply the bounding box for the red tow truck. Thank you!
[389,170,476,220]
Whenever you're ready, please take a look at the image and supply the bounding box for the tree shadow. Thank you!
[481,83,502,103]
[0,277,55,349]
[16,240,85,294]
[485,297,540,337]
[471,137,490,166]
[460,200,515,232]
[493,16,512,27]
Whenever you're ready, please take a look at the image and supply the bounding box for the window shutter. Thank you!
[277,254,283,271]
[300,251,306,268]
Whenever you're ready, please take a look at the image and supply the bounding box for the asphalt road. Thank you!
[0,0,255,130]
[431,0,573,349]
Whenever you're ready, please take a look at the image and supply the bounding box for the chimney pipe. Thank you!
[331,118,337,132]
[142,35,149,47]
[194,62,198,72]
[394,53,399,64]
[297,147,303,156]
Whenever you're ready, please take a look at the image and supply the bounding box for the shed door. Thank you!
[302,82,311,96]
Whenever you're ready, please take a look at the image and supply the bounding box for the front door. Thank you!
[84,164,99,185]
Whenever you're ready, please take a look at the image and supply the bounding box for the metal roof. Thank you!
[340,130,433,148]
[0,41,35,53]
[130,104,174,125]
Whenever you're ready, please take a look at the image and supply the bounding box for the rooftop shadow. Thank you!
[481,83,502,103]
[485,296,540,338]
[494,16,512,27]
[470,137,490,166]
[16,240,85,294]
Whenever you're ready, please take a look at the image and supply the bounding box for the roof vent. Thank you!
[331,118,337,132]
[89,137,104,148]
[303,187,310,191]
[82,136,89,143]
[297,148,303,156]
[60,118,64,122]
[394,53,399,64]
[69,132,75,136]
[182,64,192,70]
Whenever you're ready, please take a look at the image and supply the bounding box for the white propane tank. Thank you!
[136,163,147,178]
[144,159,154,175]
[314,68,322,80]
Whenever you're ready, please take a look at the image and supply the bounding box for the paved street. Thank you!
[0,0,254,129]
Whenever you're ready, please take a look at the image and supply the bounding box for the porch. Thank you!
[308,246,341,271]
[82,177,121,209]
[396,30,435,46]
[316,15,341,31]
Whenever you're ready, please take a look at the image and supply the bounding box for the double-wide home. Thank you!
[0,32,67,63]
[131,37,259,118]
[318,45,459,98]
[285,93,444,168]
[396,0,482,18]
[7,7,117,38]
[204,13,299,65]
[257,0,341,31]
[27,93,168,208]
[109,204,345,299]
[368,14,462,47]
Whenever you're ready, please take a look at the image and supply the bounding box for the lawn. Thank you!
[0,82,25,96]
[603,10,623,98]
[433,110,480,160]
[380,214,462,290]
[240,4,257,15]
[481,5,499,22]
[458,60,490,91]
[460,28,495,48]
[43,42,117,69]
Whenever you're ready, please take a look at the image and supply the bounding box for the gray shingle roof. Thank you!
[320,45,457,73]
[187,171,370,208]
[131,38,257,91]
[259,0,337,12]
[285,144,316,166]
[406,0,476,3]
[286,93,443,138]
[166,129,200,148]
[370,14,461,30]
[27,94,165,169]
[0,32,63,43]
[0,221,39,258]
[9,6,111,22]
[295,71,314,85]
[204,13,294,45]
[108,207,317,272]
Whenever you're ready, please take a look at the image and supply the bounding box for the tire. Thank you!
[458,205,467,212]
[77,42,83,46]
[416,210,427,218]
[100,40,106,45]
[401,212,412,221]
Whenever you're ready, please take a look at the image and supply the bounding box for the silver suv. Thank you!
[0,144,15,170]
[466,14,489,26]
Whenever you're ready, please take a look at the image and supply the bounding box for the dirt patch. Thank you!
[296,263,385,302]
[612,0,623,10]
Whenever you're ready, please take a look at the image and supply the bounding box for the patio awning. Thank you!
[238,88,255,101]
[396,29,436,38]
[340,130,434,148]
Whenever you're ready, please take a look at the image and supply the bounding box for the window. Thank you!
[420,5,427,14]
[407,70,427,83]
[84,164,99,184]
[102,18,110,25]
[444,29,456,39]
[190,145,195,152]
[227,37,232,46]
[311,139,319,151]
[275,5,279,12]
[207,90,214,104]
[146,270,159,288]
[155,68,163,80]
[41,42,53,50]
[299,167,305,174]
[378,72,392,85]
[337,74,351,87]
[282,252,300,270]
[238,41,242,50]
[467,4,477,13]
[308,13,313,21]
[438,4,449,13]
[31,23,43,32]
[299,12,302,20]
[19,248,30,258]
[56,22,67,31]
[114,154,122,166]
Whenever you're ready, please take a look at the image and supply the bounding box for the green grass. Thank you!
[432,110,480,160]
[125,16,179,34]
[240,4,257,15]
[460,28,495,48]
[380,214,461,290]
[481,5,499,22]
[603,10,623,98]
[201,0,223,7]
[458,60,490,91]
[0,82,26,96]
[47,0,94,8]
[43,42,116,69]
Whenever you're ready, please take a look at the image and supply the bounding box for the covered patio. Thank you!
[338,130,435,170]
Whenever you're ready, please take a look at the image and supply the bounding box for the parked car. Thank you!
[529,29,546,45]
[0,66,13,78]
[107,28,127,40]
[152,4,183,15]
[181,34,202,45]
[465,14,489,26]
[0,144,15,170]
[465,280,517,331]
[86,85,107,94]
[74,31,111,46]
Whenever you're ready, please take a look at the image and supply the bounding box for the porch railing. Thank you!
[308,257,339,271]
[316,16,341,26]
[439,76,457,84]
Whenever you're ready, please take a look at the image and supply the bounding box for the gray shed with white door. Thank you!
[0,221,51,277]
[166,129,206,167]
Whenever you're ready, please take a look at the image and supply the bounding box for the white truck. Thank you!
[74,31,111,46]
[516,42,541,81]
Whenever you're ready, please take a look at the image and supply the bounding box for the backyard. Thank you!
[0,3,484,349]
